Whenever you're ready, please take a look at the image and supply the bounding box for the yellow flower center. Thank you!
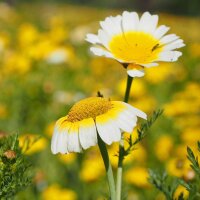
[109,31,163,64]
[67,97,112,122]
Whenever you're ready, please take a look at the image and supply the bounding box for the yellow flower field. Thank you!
[0,2,200,200]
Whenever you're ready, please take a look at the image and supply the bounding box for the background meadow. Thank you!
[0,1,200,199]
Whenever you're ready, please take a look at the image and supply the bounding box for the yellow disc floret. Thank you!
[67,97,113,122]
[109,31,163,63]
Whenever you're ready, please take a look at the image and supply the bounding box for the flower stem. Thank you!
[116,75,133,200]
[98,135,116,200]
[124,75,133,103]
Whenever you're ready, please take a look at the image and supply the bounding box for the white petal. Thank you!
[100,15,122,37]
[85,33,100,44]
[153,25,170,39]
[163,39,185,51]
[57,131,68,154]
[79,118,97,149]
[122,11,139,32]
[127,68,145,77]
[123,102,147,120]
[90,47,114,58]
[51,127,59,154]
[96,115,121,145]
[157,51,182,62]
[98,29,111,49]
[67,124,82,153]
[141,63,159,68]
[115,111,137,133]
[139,12,158,33]
[160,34,179,44]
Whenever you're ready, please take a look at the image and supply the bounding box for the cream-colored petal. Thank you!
[51,117,69,154]
[98,29,111,49]
[57,130,68,154]
[51,127,59,154]
[122,11,139,32]
[153,25,170,39]
[163,39,185,51]
[122,102,147,120]
[90,47,114,58]
[67,123,82,153]
[141,63,159,68]
[79,118,97,149]
[115,111,137,133]
[139,12,158,33]
[100,15,122,37]
[127,68,145,77]
[96,114,121,145]
[157,51,182,62]
[160,34,179,44]
[85,33,100,44]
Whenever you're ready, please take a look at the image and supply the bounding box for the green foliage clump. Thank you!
[0,134,32,199]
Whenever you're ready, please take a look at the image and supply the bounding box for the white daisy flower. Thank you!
[51,97,146,154]
[86,11,185,77]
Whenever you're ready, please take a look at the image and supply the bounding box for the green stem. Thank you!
[124,75,133,103]
[116,75,133,200]
[98,135,116,200]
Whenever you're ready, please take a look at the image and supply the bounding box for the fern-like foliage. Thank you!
[124,109,163,157]
[149,141,200,200]
[0,134,33,199]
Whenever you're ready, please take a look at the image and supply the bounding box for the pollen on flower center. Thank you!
[109,31,163,63]
[67,97,113,122]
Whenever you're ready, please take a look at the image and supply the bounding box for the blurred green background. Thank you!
[0,0,200,199]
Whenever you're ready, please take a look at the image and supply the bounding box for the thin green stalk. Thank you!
[116,75,133,200]
[98,135,116,200]
[124,75,133,103]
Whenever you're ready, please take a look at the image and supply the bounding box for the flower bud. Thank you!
[3,150,16,159]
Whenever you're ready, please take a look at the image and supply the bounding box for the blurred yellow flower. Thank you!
[80,148,104,182]
[18,23,38,47]
[181,128,200,144]
[19,134,47,155]
[173,185,189,199]
[145,63,186,83]
[155,135,173,161]
[166,157,192,179]
[107,131,146,168]
[131,95,157,113]
[0,33,9,52]
[49,27,68,44]
[45,122,55,138]
[145,63,172,83]
[27,39,54,60]
[0,104,8,119]
[189,43,200,57]
[3,52,31,75]
[42,184,77,200]
[165,82,200,117]
[117,78,146,98]
[176,115,200,130]
[125,167,150,188]
[58,153,77,164]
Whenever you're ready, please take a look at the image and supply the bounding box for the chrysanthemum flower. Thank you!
[86,11,185,77]
[51,97,146,154]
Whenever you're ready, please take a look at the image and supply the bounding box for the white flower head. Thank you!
[86,11,185,77]
[51,97,146,154]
